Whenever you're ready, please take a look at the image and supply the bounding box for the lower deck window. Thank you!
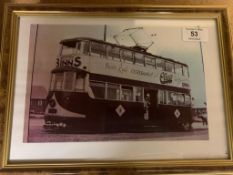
[185,95,191,106]
[121,86,133,101]
[53,73,63,90]
[90,81,105,99]
[107,84,120,100]
[158,90,191,106]
[90,80,144,102]
[134,87,143,102]
[167,91,177,105]
[158,90,166,104]
[177,94,185,105]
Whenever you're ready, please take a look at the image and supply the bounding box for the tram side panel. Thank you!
[157,105,192,131]
[45,90,192,132]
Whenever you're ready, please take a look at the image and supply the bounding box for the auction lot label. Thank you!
[183,27,208,42]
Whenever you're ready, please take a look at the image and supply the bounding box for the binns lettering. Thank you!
[56,56,81,68]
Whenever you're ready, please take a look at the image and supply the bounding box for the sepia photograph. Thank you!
[25,23,209,142]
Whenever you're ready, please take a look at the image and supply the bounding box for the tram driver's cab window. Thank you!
[63,72,76,91]
[75,75,85,91]
[53,73,63,90]
[121,86,133,101]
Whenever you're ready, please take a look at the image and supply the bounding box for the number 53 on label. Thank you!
[183,27,208,42]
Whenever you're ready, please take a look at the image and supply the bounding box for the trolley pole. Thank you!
[104,25,107,42]
[199,41,205,72]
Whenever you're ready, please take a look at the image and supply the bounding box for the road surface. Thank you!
[27,117,209,142]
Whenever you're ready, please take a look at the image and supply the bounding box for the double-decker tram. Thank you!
[44,37,192,132]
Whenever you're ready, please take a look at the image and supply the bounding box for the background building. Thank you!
[30,86,47,117]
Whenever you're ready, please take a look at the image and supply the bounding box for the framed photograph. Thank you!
[1,3,233,172]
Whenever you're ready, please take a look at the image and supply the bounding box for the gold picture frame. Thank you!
[1,3,233,173]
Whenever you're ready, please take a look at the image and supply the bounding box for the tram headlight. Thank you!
[49,99,56,108]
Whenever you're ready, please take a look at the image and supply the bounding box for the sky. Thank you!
[28,20,218,107]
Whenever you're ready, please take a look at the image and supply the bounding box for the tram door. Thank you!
[144,89,157,120]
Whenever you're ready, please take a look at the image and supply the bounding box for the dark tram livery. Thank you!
[44,37,192,132]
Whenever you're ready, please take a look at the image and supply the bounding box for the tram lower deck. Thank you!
[44,89,192,132]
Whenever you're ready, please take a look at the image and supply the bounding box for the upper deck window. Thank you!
[145,56,155,68]
[61,42,80,55]
[83,41,90,55]
[156,58,165,71]
[122,50,133,63]
[134,52,144,66]
[183,66,189,77]
[90,41,106,57]
[175,63,183,75]
[165,61,175,73]
[106,45,112,58]
[109,46,121,61]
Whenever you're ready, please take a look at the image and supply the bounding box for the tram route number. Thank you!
[183,27,208,42]
[56,56,81,68]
